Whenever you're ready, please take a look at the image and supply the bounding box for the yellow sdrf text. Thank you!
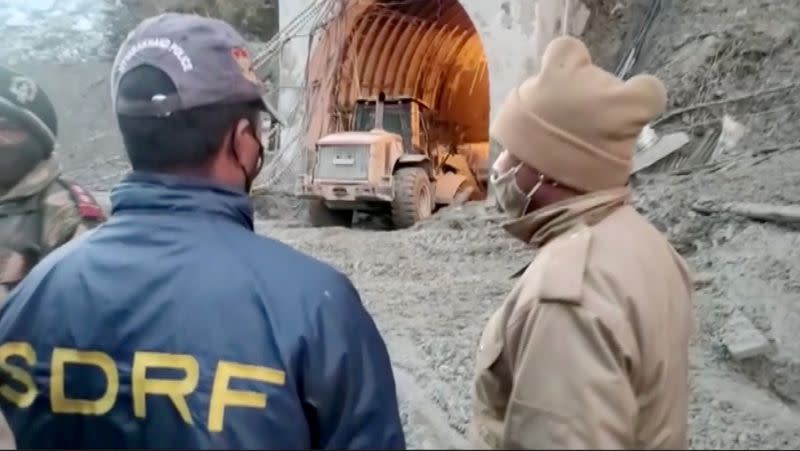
[0,342,286,432]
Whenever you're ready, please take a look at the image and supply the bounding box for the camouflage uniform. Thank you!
[0,66,105,306]
[0,158,104,304]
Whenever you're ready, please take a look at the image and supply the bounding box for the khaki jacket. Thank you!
[470,188,694,449]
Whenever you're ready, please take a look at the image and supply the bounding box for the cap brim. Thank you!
[259,95,285,127]
[0,96,56,148]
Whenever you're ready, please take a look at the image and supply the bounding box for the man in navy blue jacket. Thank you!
[0,13,405,450]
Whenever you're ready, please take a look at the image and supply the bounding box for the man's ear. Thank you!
[231,118,252,159]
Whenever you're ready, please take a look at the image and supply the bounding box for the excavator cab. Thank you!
[351,97,429,155]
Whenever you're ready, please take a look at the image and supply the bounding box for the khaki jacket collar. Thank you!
[502,186,631,247]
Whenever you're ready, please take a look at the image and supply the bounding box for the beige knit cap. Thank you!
[490,36,667,192]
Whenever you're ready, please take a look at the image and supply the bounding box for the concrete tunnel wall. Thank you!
[275,0,590,181]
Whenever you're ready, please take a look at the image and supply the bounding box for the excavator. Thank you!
[296,92,488,228]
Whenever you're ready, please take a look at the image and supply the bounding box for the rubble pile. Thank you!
[120,0,279,41]
[0,0,125,65]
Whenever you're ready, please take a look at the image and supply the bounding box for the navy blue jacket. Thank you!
[0,172,405,449]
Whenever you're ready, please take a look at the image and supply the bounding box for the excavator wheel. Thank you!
[391,167,433,229]
[308,199,353,228]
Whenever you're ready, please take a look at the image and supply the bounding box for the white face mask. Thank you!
[490,163,545,219]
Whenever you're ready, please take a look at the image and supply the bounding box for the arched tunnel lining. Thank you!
[305,0,490,153]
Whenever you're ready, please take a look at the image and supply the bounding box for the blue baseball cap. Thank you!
[111,13,270,118]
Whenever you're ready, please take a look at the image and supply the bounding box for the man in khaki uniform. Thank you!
[0,66,105,306]
[470,36,694,449]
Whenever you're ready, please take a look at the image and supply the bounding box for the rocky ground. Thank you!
[633,2,800,447]
[3,0,800,449]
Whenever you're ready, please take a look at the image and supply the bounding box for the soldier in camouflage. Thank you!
[0,65,106,306]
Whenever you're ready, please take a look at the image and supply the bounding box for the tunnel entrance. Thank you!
[305,0,491,191]
[334,0,489,146]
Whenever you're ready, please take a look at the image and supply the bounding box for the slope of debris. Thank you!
[2,0,279,194]
[120,0,279,41]
[0,0,126,65]
[622,0,800,448]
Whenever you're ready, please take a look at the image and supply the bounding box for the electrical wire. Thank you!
[255,0,342,190]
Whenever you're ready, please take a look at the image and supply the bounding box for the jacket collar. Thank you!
[110,171,254,230]
[503,186,631,248]
[0,158,61,201]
